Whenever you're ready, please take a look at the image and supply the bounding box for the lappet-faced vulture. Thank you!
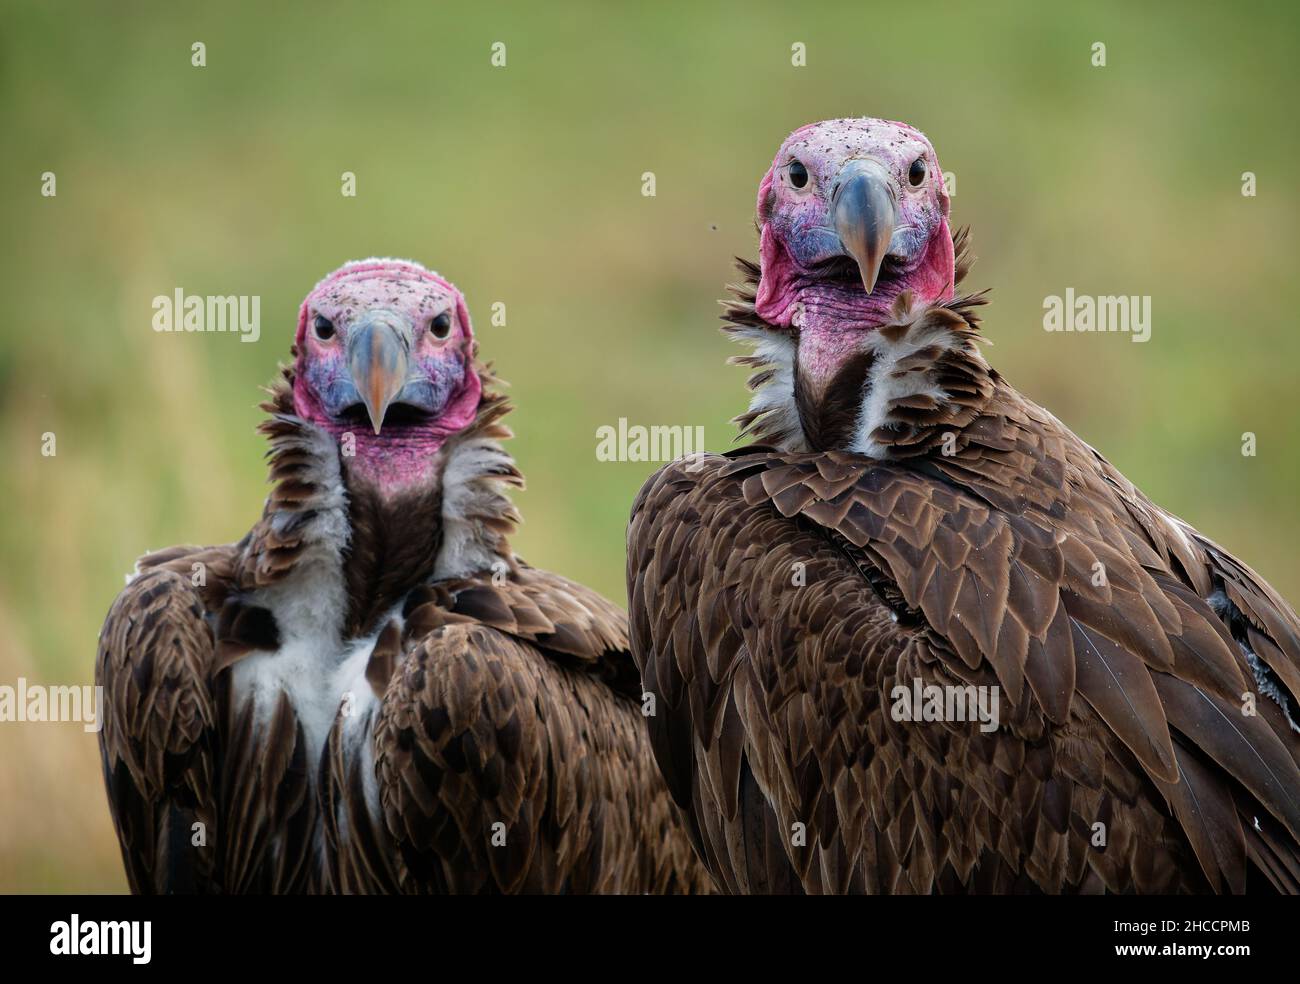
[627,119,1300,894]
[97,258,711,894]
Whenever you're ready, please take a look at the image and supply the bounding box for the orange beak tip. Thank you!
[347,320,410,438]
[364,400,386,435]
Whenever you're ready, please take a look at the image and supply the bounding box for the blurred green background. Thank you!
[1,1,1296,891]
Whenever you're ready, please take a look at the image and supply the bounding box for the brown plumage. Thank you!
[313,366,710,894]
[321,565,706,893]
[98,258,712,894]
[627,236,1300,894]
[96,373,328,893]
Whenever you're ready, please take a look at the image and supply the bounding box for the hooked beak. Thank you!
[347,318,410,435]
[832,159,897,295]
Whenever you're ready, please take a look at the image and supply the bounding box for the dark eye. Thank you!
[908,157,927,187]
[312,315,335,341]
[788,160,809,189]
[430,312,452,339]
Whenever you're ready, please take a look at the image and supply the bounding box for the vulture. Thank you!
[97,258,710,894]
[627,118,1300,894]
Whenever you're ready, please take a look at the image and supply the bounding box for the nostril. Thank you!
[338,401,430,429]
[338,403,372,427]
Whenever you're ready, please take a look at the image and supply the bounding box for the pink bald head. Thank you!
[755,118,954,331]
[292,259,482,491]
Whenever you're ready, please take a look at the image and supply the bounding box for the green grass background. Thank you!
[1,1,1296,891]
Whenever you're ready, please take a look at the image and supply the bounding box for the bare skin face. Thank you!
[755,118,956,397]
[291,260,482,491]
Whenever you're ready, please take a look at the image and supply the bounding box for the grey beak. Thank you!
[347,319,410,435]
[832,159,897,295]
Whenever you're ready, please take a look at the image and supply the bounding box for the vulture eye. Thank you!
[788,160,809,189]
[908,157,927,187]
[312,315,335,341]
[430,312,452,339]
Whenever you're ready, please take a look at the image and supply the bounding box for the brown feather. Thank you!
[628,227,1300,893]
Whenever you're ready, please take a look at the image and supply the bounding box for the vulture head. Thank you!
[290,259,483,491]
[732,119,982,455]
[756,117,954,330]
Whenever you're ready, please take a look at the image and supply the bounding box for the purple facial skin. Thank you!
[755,118,956,393]
[290,260,482,492]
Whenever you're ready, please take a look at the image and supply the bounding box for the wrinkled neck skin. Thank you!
[771,223,956,396]
[257,363,517,639]
[726,227,989,458]
[291,363,478,494]
[338,452,449,638]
